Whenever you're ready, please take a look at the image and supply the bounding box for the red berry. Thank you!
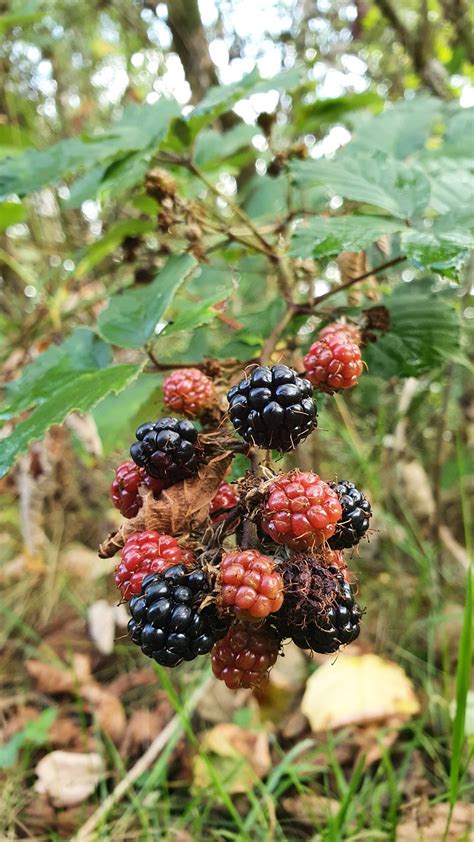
[163,368,216,417]
[110,461,164,519]
[210,481,239,524]
[262,470,342,550]
[211,623,280,689]
[319,321,361,346]
[114,530,194,599]
[218,549,284,619]
[303,336,363,393]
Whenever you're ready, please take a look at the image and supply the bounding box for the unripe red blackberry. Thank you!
[262,471,342,550]
[110,461,164,519]
[128,565,229,667]
[211,623,280,689]
[130,417,200,484]
[115,530,194,599]
[227,364,317,452]
[272,557,362,654]
[210,481,239,524]
[163,368,216,418]
[319,321,361,346]
[304,336,363,393]
[218,549,284,619]
[328,480,372,549]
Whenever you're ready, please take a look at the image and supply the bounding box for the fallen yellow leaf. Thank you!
[301,653,420,732]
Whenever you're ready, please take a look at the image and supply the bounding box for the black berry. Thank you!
[127,564,230,667]
[272,557,362,654]
[328,480,372,549]
[130,417,200,484]
[227,365,317,452]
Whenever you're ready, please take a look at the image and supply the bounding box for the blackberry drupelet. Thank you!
[329,480,372,549]
[127,564,229,667]
[227,365,317,452]
[272,558,362,654]
[130,417,200,484]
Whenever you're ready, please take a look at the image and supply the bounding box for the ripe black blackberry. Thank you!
[328,480,372,549]
[127,564,229,667]
[130,417,200,484]
[227,365,317,452]
[272,557,362,655]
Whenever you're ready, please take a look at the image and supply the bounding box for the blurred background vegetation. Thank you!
[0,1,472,840]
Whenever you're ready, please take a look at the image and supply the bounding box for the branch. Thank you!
[310,255,406,307]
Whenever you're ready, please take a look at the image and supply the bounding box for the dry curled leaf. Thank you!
[98,451,233,557]
[34,750,105,807]
[283,792,339,823]
[301,654,420,732]
[338,250,378,305]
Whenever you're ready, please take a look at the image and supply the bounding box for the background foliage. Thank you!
[0,1,472,840]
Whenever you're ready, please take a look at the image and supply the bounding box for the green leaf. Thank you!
[0,364,141,478]
[243,174,289,221]
[349,97,441,159]
[363,280,461,378]
[0,1,42,34]
[194,124,258,170]
[1,328,112,420]
[402,209,474,277]
[290,215,405,258]
[0,99,179,198]
[98,253,198,348]
[0,201,25,231]
[75,219,155,279]
[162,288,233,336]
[293,91,382,133]
[173,67,301,142]
[290,154,430,219]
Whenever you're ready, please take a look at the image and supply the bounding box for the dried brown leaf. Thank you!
[144,452,234,535]
[34,750,106,807]
[107,667,157,697]
[1,706,39,740]
[397,801,473,841]
[25,654,92,695]
[338,250,379,305]
[283,792,339,822]
[87,600,116,655]
[120,705,171,756]
[82,684,126,743]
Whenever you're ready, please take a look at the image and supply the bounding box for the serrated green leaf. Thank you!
[75,219,155,279]
[291,215,405,258]
[98,253,197,348]
[290,154,430,219]
[363,280,461,378]
[402,231,471,276]
[0,99,179,198]
[0,201,25,231]
[1,328,112,420]
[0,364,141,478]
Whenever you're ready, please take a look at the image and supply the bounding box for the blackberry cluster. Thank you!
[227,365,317,452]
[130,417,200,484]
[128,565,229,667]
[103,320,371,689]
[329,480,372,549]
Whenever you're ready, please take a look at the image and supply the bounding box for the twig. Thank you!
[310,255,407,307]
[74,677,211,841]
[259,304,297,365]
[188,161,275,256]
